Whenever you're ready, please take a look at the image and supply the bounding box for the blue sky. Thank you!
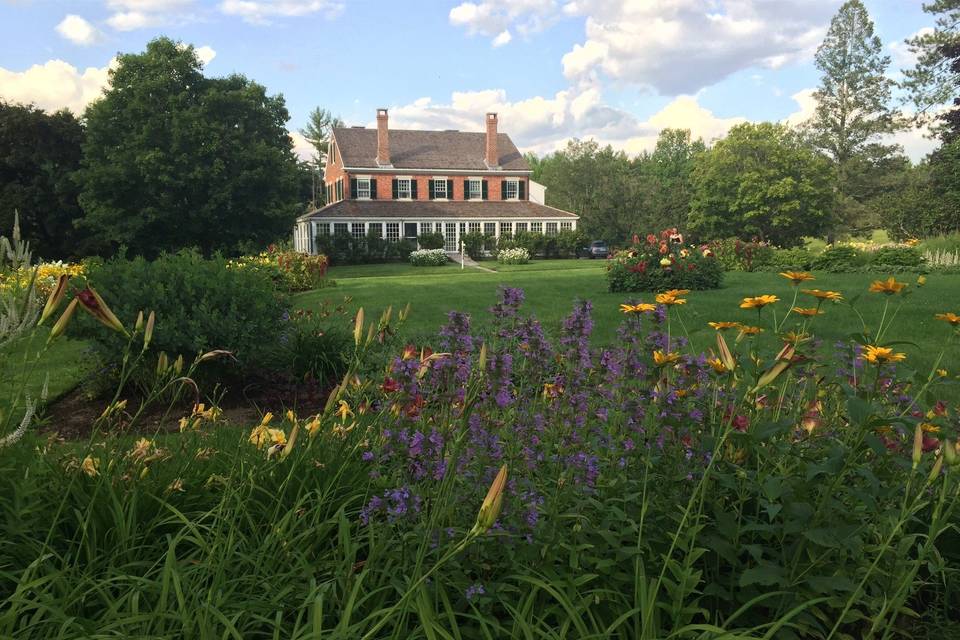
[0,0,939,160]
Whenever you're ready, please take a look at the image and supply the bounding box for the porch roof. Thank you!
[297,200,579,223]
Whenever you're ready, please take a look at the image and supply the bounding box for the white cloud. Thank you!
[889,27,934,73]
[194,45,216,65]
[106,0,196,31]
[783,88,817,127]
[289,131,314,162]
[0,58,116,114]
[219,0,344,24]
[492,29,512,47]
[449,0,556,44]
[560,0,840,95]
[380,88,746,157]
[55,14,102,46]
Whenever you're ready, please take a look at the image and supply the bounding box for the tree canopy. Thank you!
[687,123,834,247]
[76,37,303,257]
[0,102,85,258]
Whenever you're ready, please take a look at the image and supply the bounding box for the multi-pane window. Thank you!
[434,179,447,199]
[435,223,443,234]
[504,179,519,200]
[459,223,466,239]
[546,222,558,236]
[468,222,481,234]
[515,222,528,233]
[368,223,383,238]
[351,223,365,240]
[334,222,348,235]
[560,222,573,232]
[397,178,412,199]
[444,223,457,251]
[531,222,543,234]
[336,179,343,202]
[356,178,371,199]
[420,222,432,235]
[484,222,496,236]
[316,223,330,236]
[468,179,482,199]
[499,222,512,237]
[386,223,400,242]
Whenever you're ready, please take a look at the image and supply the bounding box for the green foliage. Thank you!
[871,245,924,267]
[811,245,870,271]
[607,237,723,292]
[689,123,834,247]
[80,250,288,373]
[707,238,776,272]
[76,37,302,258]
[496,247,530,264]
[0,102,85,259]
[299,107,343,170]
[763,247,816,271]
[901,0,960,142]
[416,232,445,250]
[316,232,416,265]
[460,231,487,259]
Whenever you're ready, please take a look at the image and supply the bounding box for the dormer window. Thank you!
[503,179,519,200]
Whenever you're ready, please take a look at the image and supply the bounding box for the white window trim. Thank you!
[356,175,372,200]
[433,176,448,200]
[504,178,519,200]
[468,177,483,200]
[396,177,412,200]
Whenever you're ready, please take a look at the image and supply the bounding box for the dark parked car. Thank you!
[580,240,609,259]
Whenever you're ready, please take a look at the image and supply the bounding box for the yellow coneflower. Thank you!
[779,271,815,285]
[868,277,907,295]
[708,321,741,330]
[655,292,687,306]
[740,295,779,309]
[862,345,906,364]
[620,303,657,314]
[791,307,822,317]
[653,350,682,366]
[737,325,763,336]
[934,312,960,326]
[802,289,843,302]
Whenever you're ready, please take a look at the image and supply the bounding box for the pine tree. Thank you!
[902,0,960,142]
[808,0,900,233]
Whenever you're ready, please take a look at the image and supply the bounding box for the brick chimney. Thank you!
[376,108,390,166]
[485,112,498,168]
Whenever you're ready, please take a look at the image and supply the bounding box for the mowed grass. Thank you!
[301,260,960,377]
[1,332,91,416]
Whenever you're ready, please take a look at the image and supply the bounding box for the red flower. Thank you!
[380,377,400,393]
[646,234,657,245]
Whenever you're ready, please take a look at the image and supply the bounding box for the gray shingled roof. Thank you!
[298,200,578,221]
[332,127,529,171]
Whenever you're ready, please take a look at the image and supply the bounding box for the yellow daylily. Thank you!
[336,400,354,421]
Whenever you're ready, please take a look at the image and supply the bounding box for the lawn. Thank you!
[0,333,91,416]
[303,260,960,376]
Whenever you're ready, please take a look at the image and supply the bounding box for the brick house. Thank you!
[293,109,578,254]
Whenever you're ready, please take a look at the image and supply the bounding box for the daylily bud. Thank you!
[354,307,364,346]
[380,305,392,327]
[399,302,411,322]
[753,344,795,392]
[478,342,488,371]
[174,355,184,374]
[928,454,944,482]
[144,311,155,349]
[280,424,299,460]
[39,274,69,325]
[473,464,508,534]
[48,298,79,342]
[323,385,340,414]
[198,349,234,363]
[716,332,736,372]
[943,438,957,467]
[912,423,923,470]
[366,322,376,347]
[135,311,144,332]
[157,352,169,375]
[77,286,127,334]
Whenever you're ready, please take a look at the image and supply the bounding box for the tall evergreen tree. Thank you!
[300,107,343,166]
[902,0,960,142]
[808,0,900,233]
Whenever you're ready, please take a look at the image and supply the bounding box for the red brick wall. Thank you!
[327,171,528,201]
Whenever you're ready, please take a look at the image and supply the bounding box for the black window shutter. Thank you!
[428,179,435,200]
[519,180,526,200]
[350,178,358,199]
[392,179,398,199]
[411,179,418,199]
[447,179,454,200]
[501,181,507,200]
[463,179,470,198]
[370,179,377,200]
[482,180,488,200]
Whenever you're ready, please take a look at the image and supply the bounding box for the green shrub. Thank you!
[266,309,352,387]
[496,247,530,264]
[607,244,723,292]
[417,232,445,250]
[81,250,287,374]
[461,231,487,259]
[316,232,418,265]
[871,245,924,268]
[707,238,775,272]
[556,230,587,259]
[762,247,815,271]
[811,245,869,271]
